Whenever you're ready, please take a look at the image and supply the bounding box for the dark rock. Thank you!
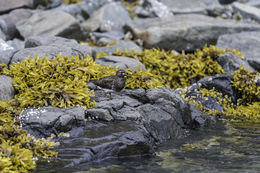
[0,9,32,40]
[217,52,254,73]
[11,36,93,63]
[125,14,260,52]
[133,0,173,18]
[33,0,62,9]
[218,0,237,4]
[19,106,85,138]
[95,55,146,71]
[81,2,132,32]
[232,2,260,23]
[160,0,220,14]
[0,75,15,101]
[216,31,260,72]
[56,121,155,166]
[0,0,33,14]
[93,40,142,57]
[16,10,85,40]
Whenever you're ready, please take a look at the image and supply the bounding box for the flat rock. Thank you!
[16,10,84,40]
[81,2,132,32]
[125,14,260,51]
[0,9,32,40]
[160,0,220,14]
[11,36,93,63]
[233,2,260,23]
[19,106,85,137]
[216,31,260,72]
[0,0,33,14]
[95,55,146,71]
[0,75,15,101]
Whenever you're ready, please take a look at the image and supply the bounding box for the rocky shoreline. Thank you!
[0,0,260,172]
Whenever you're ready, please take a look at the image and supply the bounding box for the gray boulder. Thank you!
[0,29,5,40]
[160,0,220,14]
[19,106,85,137]
[246,0,260,8]
[0,9,32,40]
[81,2,132,32]
[217,52,255,73]
[6,39,25,51]
[11,36,93,63]
[232,2,260,23]
[0,50,15,65]
[0,75,15,101]
[16,10,85,40]
[216,31,260,72]
[125,14,260,51]
[0,0,33,13]
[95,56,146,71]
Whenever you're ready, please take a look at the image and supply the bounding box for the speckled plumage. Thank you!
[90,69,127,92]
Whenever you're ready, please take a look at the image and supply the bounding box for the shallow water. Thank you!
[33,121,260,173]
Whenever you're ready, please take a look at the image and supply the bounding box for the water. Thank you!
[34,121,260,173]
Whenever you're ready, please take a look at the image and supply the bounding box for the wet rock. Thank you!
[216,31,260,72]
[16,10,84,40]
[0,9,32,40]
[56,121,155,166]
[95,56,146,71]
[11,36,93,63]
[81,2,132,32]
[0,75,15,101]
[93,40,142,56]
[232,2,260,23]
[0,0,33,14]
[125,14,260,51]
[133,0,173,18]
[19,106,85,138]
[160,0,220,14]
[217,52,254,73]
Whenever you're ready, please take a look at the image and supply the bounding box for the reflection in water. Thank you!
[34,121,260,173]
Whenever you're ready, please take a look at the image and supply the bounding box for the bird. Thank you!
[88,69,128,99]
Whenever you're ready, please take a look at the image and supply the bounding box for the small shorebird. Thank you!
[89,69,128,99]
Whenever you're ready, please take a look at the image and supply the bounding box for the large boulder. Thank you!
[216,31,260,72]
[81,2,132,32]
[0,75,15,101]
[16,11,85,40]
[125,14,260,52]
[0,9,32,40]
[0,0,33,14]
